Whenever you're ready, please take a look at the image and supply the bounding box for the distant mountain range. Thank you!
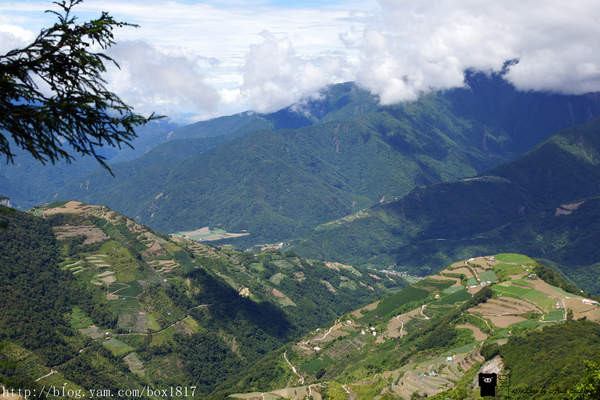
[3,71,600,299]
[3,73,597,246]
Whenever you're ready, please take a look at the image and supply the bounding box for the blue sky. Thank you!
[1,1,600,123]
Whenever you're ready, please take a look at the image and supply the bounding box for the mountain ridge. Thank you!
[50,75,600,244]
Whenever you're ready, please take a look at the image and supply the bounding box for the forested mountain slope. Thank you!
[294,117,600,294]
[0,202,404,398]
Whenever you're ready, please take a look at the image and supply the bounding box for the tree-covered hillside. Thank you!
[294,117,600,294]
[0,202,405,397]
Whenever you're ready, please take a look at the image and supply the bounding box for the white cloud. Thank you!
[240,32,353,113]
[3,0,600,118]
[0,23,33,54]
[0,30,23,54]
[355,0,600,104]
[105,41,220,116]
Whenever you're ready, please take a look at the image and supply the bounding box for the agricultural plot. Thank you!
[272,260,295,270]
[99,241,144,281]
[61,259,84,271]
[442,286,465,295]
[369,286,429,319]
[146,313,161,331]
[493,283,531,297]
[383,307,422,339]
[564,298,600,321]
[53,224,110,245]
[494,263,526,280]
[79,325,105,339]
[70,307,93,329]
[521,289,556,312]
[108,282,128,292]
[93,270,116,287]
[435,289,471,305]
[117,312,147,332]
[494,253,535,264]
[388,347,483,399]
[469,297,538,328]
[123,352,145,377]
[448,267,476,279]
[493,282,556,312]
[543,310,564,322]
[250,262,265,272]
[113,281,143,298]
[511,320,541,329]
[270,272,285,285]
[148,259,181,274]
[103,337,134,356]
[455,324,487,341]
[108,297,139,314]
[174,226,249,241]
[478,270,498,283]
[301,355,334,374]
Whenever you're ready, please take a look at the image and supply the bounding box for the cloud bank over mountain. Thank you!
[356,0,600,105]
[1,0,600,119]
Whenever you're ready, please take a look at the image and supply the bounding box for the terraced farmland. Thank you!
[231,254,600,400]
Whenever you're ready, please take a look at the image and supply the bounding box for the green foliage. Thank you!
[569,360,600,400]
[534,263,582,296]
[50,76,600,246]
[500,320,600,398]
[0,0,161,172]
[170,332,240,395]
[434,288,471,305]
[480,342,500,360]
[370,286,429,319]
[464,286,493,309]
[0,211,77,365]
[417,323,460,351]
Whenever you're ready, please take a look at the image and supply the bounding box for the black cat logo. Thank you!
[479,373,497,396]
